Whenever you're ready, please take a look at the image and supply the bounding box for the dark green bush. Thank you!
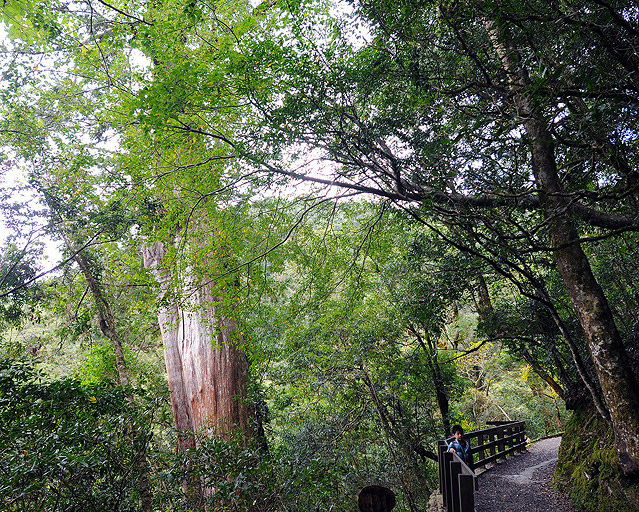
[0,357,152,511]
[152,432,349,512]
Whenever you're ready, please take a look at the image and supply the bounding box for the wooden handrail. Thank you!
[444,421,525,443]
[437,421,526,512]
[443,421,526,470]
[437,444,477,512]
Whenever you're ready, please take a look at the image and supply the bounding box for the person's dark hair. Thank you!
[451,425,464,435]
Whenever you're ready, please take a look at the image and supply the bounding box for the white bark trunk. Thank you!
[142,242,252,448]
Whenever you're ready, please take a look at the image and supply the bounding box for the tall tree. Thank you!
[229,0,639,474]
[3,0,639,475]
[142,241,254,449]
[0,0,261,463]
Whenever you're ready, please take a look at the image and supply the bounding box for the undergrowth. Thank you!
[554,409,639,512]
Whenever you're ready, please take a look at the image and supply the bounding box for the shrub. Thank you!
[0,357,152,511]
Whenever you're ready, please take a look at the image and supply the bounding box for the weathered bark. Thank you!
[543,210,639,474]
[142,242,253,443]
[487,20,639,475]
[144,242,196,453]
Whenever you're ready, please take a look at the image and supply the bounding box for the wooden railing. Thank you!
[437,421,526,512]
[436,446,477,512]
[468,420,526,469]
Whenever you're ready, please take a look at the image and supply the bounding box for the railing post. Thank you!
[498,426,505,458]
[443,450,454,511]
[449,460,462,512]
[458,473,475,512]
[490,431,496,459]
[438,441,449,509]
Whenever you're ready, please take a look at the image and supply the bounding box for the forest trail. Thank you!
[474,437,575,512]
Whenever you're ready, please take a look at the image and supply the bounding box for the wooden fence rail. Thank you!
[437,421,526,512]
[437,444,477,512]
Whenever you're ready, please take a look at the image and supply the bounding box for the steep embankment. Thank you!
[555,409,639,512]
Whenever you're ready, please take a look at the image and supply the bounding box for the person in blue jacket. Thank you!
[447,425,470,463]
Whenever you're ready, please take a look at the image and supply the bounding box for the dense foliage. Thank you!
[0,358,152,511]
[1,0,639,510]
[0,206,573,511]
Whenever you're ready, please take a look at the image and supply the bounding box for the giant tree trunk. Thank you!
[487,21,639,475]
[142,242,253,447]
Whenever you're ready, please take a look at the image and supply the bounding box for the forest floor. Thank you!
[474,436,575,512]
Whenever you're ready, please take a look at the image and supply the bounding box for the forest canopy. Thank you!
[1,0,639,510]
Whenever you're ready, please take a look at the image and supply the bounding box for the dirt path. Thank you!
[474,437,575,512]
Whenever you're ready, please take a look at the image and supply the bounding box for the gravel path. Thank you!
[474,437,575,512]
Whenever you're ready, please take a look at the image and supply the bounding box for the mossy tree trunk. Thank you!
[487,20,639,476]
